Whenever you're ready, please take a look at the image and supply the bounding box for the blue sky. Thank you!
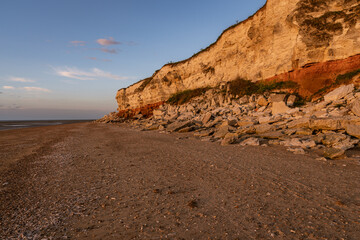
[0,0,266,120]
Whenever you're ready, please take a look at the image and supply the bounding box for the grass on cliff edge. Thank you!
[227,77,299,96]
[167,87,211,105]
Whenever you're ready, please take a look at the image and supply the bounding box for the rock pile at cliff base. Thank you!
[98,81,360,160]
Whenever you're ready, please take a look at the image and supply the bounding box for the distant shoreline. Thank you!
[0,120,94,131]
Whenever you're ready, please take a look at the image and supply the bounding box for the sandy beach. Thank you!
[0,122,359,239]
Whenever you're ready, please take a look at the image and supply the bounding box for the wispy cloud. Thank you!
[96,37,121,46]
[3,86,15,89]
[9,76,35,83]
[70,40,86,46]
[87,57,112,62]
[100,48,118,54]
[53,66,129,80]
[23,87,51,92]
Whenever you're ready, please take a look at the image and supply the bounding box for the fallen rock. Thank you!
[240,137,260,146]
[309,118,343,131]
[213,125,230,139]
[287,118,310,129]
[272,102,291,115]
[351,99,360,117]
[255,123,275,134]
[166,120,193,132]
[287,148,306,155]
[269,94,286,103]
[221,133,238,146]
[324,84,354,102]
[286,95,297,107]
[257,96,268,107]
[345,123,360,138]
[202,112,213,125]
[323,148,345,159]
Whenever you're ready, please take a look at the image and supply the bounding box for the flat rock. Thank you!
[345,123,360,138]
[240,137,260,146]
[257,96,268,106]
[324,84,354,102]
[255,123,275,134]
[351,99,360,117]
[269,94,286,103]
[166,120,193,132]
[309,118,343,131]
[272,102,291,115]
[323,148,345,159]
[221,133,238,146]
[202,112,213,125]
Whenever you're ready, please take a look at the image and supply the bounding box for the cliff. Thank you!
[116,0,360,112]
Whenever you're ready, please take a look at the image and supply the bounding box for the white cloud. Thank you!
[70,40,86,46]
[3,86,15,89]
[23,87,51,92]
[9,77,35,83]
[53,66,129,80]
[96,37,121,46]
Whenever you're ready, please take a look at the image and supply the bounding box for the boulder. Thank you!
[221,133,238,146]
[286,95,297,107]
[345,122,360,138]
[213,125,230,139]
[287,148,306,155]
[309,118,343,131]
[254,123,275,134]
[323,148,345,159]
[240,137,260,146]
[324,84,354,102]
[166,120,193,132]
[287,118,310,129]
[202,112,213,125]
[239,95,249,104]
[269,94,286,103]
[322,133,348,146]
[272,102,290,115]
[257,96,268,106]
[351,99,360,117]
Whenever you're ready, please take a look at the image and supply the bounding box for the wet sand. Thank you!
[0,122,359,239]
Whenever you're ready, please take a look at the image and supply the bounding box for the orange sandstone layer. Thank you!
[266,54,360,97]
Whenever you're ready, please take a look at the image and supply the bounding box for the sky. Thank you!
[0,0,266,120]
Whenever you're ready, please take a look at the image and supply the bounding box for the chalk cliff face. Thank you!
[116,0,360,111]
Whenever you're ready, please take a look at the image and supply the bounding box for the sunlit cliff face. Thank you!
[116,0,360,111]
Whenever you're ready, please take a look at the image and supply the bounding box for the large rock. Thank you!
[257,96,268,106]
[272,102,290,115]
[269,94,286,103]
[255,123,275,134]
[202,112,213,125]
[345,123,360,138]
[240,137,260,146]
[309,118,343,131]
[166,120,193,132]
[287,118,310,129]
[221,133,238,146]
[351,99,360,117]
[324,84,354,102]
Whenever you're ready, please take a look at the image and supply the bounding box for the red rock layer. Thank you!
[117,101,164,119]
[266,54,360,97]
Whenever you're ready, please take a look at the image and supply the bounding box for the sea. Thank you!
[0,120,93,131]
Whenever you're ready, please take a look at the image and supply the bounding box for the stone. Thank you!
[178,126,195,133]
[239,95,249,104]
[345,123,360,139]
[287,118,310,129]
[323,148,345,159]
[287,148,305,155]
[202,112,213,125]
[272,102,290,115]
[324,84,354,102]
[269,94,286,103]
[351,99,360,117]
[255,124,275,134]
[295,128,313,136]
[259,131,284,139]
[221,133,238,146]
[166,120,193,132]
[194,129,214,137]
[286,95,297,107]
[322,133,348,146]
[240,137,260,146]
[309,118,343,131]
[332,138,358,151]
[213,125,230,139]
[257,96,268,106]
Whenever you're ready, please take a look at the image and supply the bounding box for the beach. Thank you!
[0,122,359,239]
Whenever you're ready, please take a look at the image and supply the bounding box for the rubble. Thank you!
[102,84,360,160]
